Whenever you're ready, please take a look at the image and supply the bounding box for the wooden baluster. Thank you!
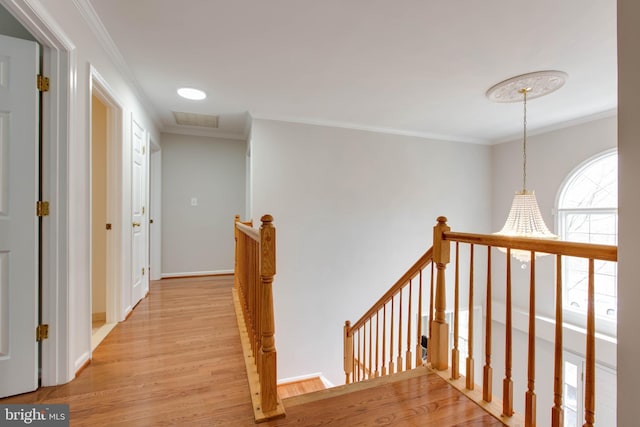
[368,319,373,379]
[416,270,423,367]
[503,248,514,417]
[397,288,403,372]
[353,332,356,382]
[552,255,564,427]
[256,240,263,369]
[406,279,413,371]
[356,329,361,382]
[525,251,536,427]
[452,242,460,379]
[483,246,492,402]
[428,262,434,364]
[248,240,255,356]
[255,241,261,362]
[382,304,387,376]
[584,259,596,427]
[362,326,367,379]
[375,312,380,378]
[259,215,277,413]
[466,244,475,391]
[344,321,353,384]
[432,217,451,371]
[389,296,395,375]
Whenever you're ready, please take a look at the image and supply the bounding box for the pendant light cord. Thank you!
[521,88,529,192]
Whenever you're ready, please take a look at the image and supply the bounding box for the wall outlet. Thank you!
[191,197,198,206]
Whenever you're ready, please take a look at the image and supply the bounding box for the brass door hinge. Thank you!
[37,74,50,92]
[36,201,50,217]
[36,324,49,341]
[142,268,145,276]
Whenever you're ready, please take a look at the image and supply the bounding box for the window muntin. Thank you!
[557,151,617,326]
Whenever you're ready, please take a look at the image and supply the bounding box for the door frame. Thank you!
[89,66,124,329]
[1,0,74,385]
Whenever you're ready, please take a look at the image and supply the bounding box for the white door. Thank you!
[0,35,39,398]
[131,117,147,305]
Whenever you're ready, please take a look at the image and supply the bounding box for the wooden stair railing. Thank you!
[343,247,434,384]
[433,216,617,427]
[345,216,617,427]
[233,214,285,422]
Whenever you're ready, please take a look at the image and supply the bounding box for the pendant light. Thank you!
[487,71,567,262]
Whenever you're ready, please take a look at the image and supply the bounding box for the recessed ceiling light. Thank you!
[177,87,206,101]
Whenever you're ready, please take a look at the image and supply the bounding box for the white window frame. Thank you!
[556,149,617,337]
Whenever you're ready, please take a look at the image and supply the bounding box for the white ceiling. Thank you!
[86,0,617,143]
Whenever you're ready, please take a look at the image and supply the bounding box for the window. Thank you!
[557,150,617,330]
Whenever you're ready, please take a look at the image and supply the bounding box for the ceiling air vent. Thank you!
[173,111,219,128]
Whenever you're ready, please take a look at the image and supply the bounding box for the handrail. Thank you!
[233,215,284,422]
[443,231,617,261]
[344,247,434,384]
[344,216,617,427]
[236,221,259,241]
[349,248,433,332]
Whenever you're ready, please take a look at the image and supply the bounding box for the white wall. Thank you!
[617,0,640,424]
[161,133,245,276]
[250,118,492,385]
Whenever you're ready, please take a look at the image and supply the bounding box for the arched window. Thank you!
[557,150,617,332]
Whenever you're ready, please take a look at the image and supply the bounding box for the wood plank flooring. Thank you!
[1,275,505,426]
[1,276,256,426]
[277,377,326,399]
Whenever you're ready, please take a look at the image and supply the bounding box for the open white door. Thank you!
[131,117,147,305]
[0,34,39,397]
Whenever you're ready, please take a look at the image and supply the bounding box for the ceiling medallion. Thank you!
[486,70,568,103]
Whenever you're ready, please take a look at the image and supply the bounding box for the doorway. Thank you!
[90,68,123,351]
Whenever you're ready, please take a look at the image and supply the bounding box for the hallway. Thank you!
[1,276,256,426]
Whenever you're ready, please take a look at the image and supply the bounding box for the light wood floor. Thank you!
[277,377,326,399]
[1,275,504,426]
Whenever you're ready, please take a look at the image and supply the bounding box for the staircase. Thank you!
[235,215,617,426]
[268,368,503,426]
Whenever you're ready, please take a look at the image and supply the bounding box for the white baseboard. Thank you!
[161,269,233,278]
[278,372,335,388]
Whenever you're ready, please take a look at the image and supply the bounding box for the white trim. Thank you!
[162,125,246,141]
[554,148,618,213]
[70,0,162,129]
[160,270,233,278]
[1,0,75,386]
[249,113,487,145]
[89,65,125,327]
[492,108,618,145]
[277,372,335,389]
[73,350,90,373]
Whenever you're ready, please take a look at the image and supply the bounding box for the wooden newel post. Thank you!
[259,214,278,413]
[431,216,451,371]
[344,321,354,384]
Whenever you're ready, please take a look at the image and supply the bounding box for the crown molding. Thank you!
[492,108,618,145]
[249,112,488,145]
[162,125,247,141]
[71,0,163,130]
